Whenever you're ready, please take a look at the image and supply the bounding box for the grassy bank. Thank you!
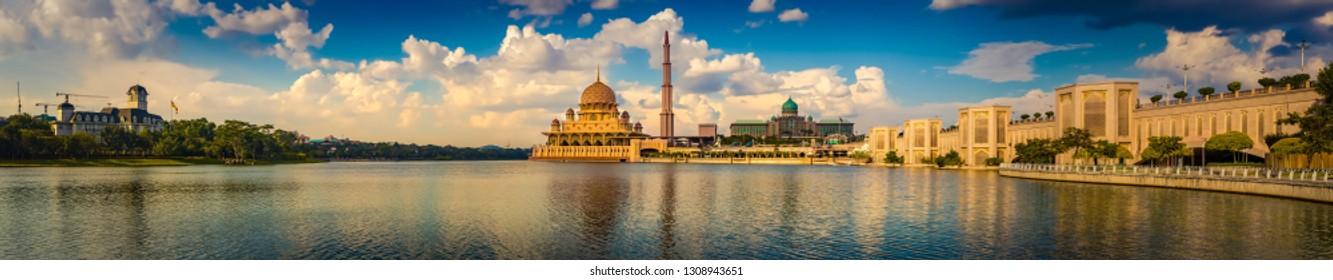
[0,157,324,167]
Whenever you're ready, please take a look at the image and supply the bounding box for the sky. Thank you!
[3,0,1333,146]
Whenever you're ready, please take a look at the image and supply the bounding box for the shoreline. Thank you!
[1000,168,1333,204]
[0,158,532,167]
[0,158,323,167]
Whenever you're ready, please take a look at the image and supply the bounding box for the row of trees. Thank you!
[1150,74,1313,104]
[1018,111,1055,121]
[0,116,530,162]
[1014,127,1257,166]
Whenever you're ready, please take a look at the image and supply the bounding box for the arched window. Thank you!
[1084,91,1106,137]
[1241,112,1248,134]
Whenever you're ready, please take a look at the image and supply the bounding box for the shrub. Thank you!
[883,151,904,164]
[1198,86,1215,97]
[1259,77,1277,88]
[1227,81,1242,93]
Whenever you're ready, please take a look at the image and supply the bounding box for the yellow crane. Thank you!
[55,92,107,103]
[32,103,60,115]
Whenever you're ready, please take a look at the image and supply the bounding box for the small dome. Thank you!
[565,108,575,114]
[782,97,798,112]
[634,122,643,128]
[620,111,630,119]
[580,81,617,105]
[59,102,74,110]
[127,84,149,96]
[551,118,561,125]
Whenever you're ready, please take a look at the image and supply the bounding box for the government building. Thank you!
[51,84,166,136]
[729,97,855,140]
[867,81,1319,166]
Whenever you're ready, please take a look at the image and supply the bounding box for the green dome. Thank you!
[781,97,798,112]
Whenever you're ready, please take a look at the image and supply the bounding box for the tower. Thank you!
[660,31,675,139]
[127,84,148,110]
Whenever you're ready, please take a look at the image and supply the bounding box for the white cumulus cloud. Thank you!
[578,12,593,27]
[948,41,1091,82]
[749,0,776,13]
[1134,26,1324,91]
[778,8,808,23]
[591,0,618,10]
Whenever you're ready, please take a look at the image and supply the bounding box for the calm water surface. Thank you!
[1,161,1331,259]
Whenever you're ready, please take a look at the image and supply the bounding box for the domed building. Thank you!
[52,84,166,136]
[729,97,855,141]
[530,70,666,162]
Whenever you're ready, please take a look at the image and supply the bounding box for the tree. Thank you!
[1,114,54,159]
[1259,77,1277,89]
[1058,128,1093,164]
[1205,131,1254,163]
[849,150,871,163]
[1114,145,1134,165]
[1091,140,1120,165]
[1020,114,1030,120]
[154,118,216,157]
[1173,90,1188,101]
[935,150,964,167]
[1198,86,1215,98]
[1278,75,1294,88]
[1142,136,1191,166]
[1044,111,1054,119]
[1150,94,1163,103]
[882,151,904,165]
[1014,138,1060,164]
[1264,132,1294,148]
[1270,138,1307,156]
[1278,61,1333,168]
[57,133,99,159]
[1139,146,1162,165]
[1227,81,1242,93]
[1293,73,1312,88]
[99,125,141,156]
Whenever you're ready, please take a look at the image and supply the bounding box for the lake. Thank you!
[1,161,1331,259]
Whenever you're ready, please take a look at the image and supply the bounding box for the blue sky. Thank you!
[3,0,1332,146]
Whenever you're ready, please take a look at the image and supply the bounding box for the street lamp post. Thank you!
[1297,41,1313,73]
[1178,65,1195,94]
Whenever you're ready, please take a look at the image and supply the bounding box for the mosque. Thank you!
[529,32,675,162]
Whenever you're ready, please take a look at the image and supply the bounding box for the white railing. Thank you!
[1000,163,1333,185]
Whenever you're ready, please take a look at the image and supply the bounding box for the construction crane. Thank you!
[33,103,60,115]
[55,92,106,103]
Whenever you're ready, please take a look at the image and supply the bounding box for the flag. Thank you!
[170,100,179,114]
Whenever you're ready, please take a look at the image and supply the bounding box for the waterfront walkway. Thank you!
[1001,163,1333,187]
[999,163,1333,203]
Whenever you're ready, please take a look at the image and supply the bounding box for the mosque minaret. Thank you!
[660,31,675,140]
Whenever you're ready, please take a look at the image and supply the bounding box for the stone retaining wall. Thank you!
[1000,169,1333,204]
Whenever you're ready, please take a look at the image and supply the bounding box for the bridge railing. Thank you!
[1000,163,1333,185]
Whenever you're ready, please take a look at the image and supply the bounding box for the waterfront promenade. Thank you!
[1000,163,1333,203]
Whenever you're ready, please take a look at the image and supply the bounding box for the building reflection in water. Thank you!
[655,164,678,259]
[2,162,1333,259]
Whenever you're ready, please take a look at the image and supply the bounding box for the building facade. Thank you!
[51,85,165,136]
[728,97,855,139]
[698,123,718,138]
[867,81,1320,166]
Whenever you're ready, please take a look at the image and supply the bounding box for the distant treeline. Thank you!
[0,114,530,162]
